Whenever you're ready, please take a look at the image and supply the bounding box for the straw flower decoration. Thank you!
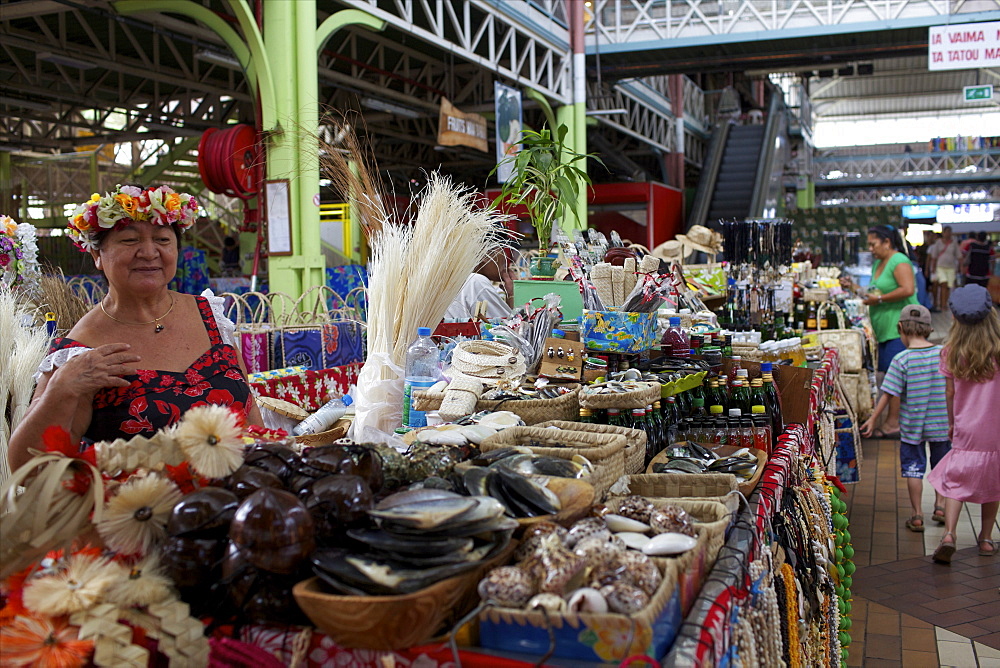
[172,405,245,478]
[22,554,125,617]
[0,614,94,668]
[104,555,173,608]
[96,474,183,556]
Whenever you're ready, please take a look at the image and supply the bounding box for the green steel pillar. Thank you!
[113,0,382,300]
[555,0,588,235]
[262,0,307,297]
[797,178,815,209]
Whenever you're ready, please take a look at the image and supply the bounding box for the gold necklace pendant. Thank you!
[101,295,175,333]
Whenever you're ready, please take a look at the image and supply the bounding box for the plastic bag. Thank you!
[348,352,404,439]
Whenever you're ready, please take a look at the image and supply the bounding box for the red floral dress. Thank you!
[49,297,252,443]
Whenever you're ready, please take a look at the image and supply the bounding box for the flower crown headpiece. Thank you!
[67,185,199,252]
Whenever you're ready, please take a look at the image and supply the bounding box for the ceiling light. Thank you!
[195,49,242,70]
[0,95,53,112]
[36,52,97,70]
[360,97,423,119]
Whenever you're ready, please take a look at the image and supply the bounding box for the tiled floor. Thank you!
[844,436,1000,667]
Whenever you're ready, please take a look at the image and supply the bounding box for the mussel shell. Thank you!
[244,445,300,481]
[305,474,373,529]
[160,536,225,588]
[375,488,462,510]
[346,528,473,557]
[462,467,493,496]
[230,488,315,573]
[227,466,284,500]
[167,487,240,538]
[489,468,561,518]
[367,495,478,530]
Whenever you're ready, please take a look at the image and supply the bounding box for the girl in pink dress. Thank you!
[928,284,1000,563]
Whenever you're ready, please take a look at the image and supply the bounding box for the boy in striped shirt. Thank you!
[861,304,950,532]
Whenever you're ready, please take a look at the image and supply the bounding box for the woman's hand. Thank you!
[860,416,875,437]
[862,294,881,307]
[49,343,141,398]
[838,275,855,291]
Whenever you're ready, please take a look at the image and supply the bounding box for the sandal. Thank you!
[870,428,901,439]
[905,515,925,532]
[979,539,997,557]
[933,532,957,564]
[931,506,946,524]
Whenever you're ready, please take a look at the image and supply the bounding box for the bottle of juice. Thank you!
[661,316,690,357]
[579,407,594,423]
[751,404,772,456]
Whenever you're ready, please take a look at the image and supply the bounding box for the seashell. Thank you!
[478,566,535,608]
[615,496,655,523]
[573,535,623,563]
[566,587,609,614]
[459,425,497,444]
[564,517,608,548]
[648,505,696,537]
[604,514,651,533]
[600,582,650,614]
[523,535,587,595]
[618,551,662,595]
[589,503,611,517]
[526,593,568,613]
[514,521,569,561]
[615,532,652,551]
[609,534,627,550]
[588,554,628,590]
[417,428,469,446]
[477,411,524,430]
[641,532,698,556]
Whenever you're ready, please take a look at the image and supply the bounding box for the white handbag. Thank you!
[815,302,865,373]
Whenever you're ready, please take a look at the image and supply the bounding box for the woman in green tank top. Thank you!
[842,225,917,437]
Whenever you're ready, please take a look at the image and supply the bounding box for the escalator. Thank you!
[688,93,786,228]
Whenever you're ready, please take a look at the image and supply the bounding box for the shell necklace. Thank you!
[101,295,175,333]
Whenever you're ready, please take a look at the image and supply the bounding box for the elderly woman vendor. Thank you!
[8,185,262,471]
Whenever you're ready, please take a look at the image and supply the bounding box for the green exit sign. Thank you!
[964,85,994,101]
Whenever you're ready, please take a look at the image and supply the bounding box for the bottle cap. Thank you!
[342,394,353,406]
[669,316,681,326]
[579,407,592,416]
[710,405,724,414]
[552,329,566,338]
[417,326,432,336]
[737,369,749,377]
[729,408,742,417]
[761,362,773,372]
[752,405,766,414]
[692,397,705,407]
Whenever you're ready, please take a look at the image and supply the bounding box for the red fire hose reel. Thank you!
[198,124,259,200]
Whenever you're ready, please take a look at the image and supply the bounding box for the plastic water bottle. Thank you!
[403,327,441,428]
[293,395,353,436]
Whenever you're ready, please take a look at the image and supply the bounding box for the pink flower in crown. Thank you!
[165,209,182,224]
[0,253,10,267]
[83,205,97,226]
[119,184,143,198]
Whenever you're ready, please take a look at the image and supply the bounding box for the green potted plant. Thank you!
[492,124,594,279]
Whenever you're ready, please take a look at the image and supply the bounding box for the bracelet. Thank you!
[878,295,883,303]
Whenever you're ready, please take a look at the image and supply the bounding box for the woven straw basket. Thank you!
[414,385,581,425]
[615,473,738,505]
[578,382,660,410]
[478,557,682,662]
[606,497,731,615]
[480,426,625,500]
[535,420,647,476]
